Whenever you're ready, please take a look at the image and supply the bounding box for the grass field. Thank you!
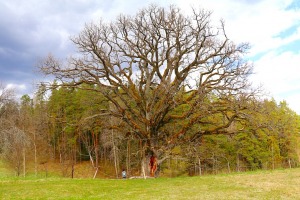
[1,168,300,199]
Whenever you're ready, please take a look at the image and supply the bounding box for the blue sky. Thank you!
[0,0,300,113]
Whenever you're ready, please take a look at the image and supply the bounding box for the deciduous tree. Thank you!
[40,5,254,176]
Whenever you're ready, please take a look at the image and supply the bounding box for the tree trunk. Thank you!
[23,148,26,178]
[271,143,275,170]
[88,150,95,168]
[141,157,146,179]
[236,153,240,172]
[198,157,202,176]
[17,159,21,176]
[212,153,215,174]
[227,160,231,173]
[126,139,131,177]
[93,167,99,179]
[140,142,149,178]
[33,133,37,177]
[93,132,99,179]
[71,145,76,179]
[112,129,119,178]
[71,163,74,178]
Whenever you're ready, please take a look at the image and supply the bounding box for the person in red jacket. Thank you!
[149,154,157,177]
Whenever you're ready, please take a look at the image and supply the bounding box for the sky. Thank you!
[0,0,300,113]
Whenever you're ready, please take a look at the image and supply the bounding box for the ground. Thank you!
[1,168,300,199]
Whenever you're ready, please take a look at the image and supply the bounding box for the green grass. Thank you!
[1,169,300,199]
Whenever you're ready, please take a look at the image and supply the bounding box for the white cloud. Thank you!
[6,83,26,90]
[284,93,300,114]
[251,50,300,112]
[177,0,300,50]
[4,83,35,99]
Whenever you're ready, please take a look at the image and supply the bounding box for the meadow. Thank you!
[1,167,300,199]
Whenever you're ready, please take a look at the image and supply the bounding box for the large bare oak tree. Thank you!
[40,5,254,175]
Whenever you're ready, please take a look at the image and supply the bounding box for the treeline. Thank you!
[0,84,299,178]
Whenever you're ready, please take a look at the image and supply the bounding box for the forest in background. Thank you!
[0,82,299,178]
